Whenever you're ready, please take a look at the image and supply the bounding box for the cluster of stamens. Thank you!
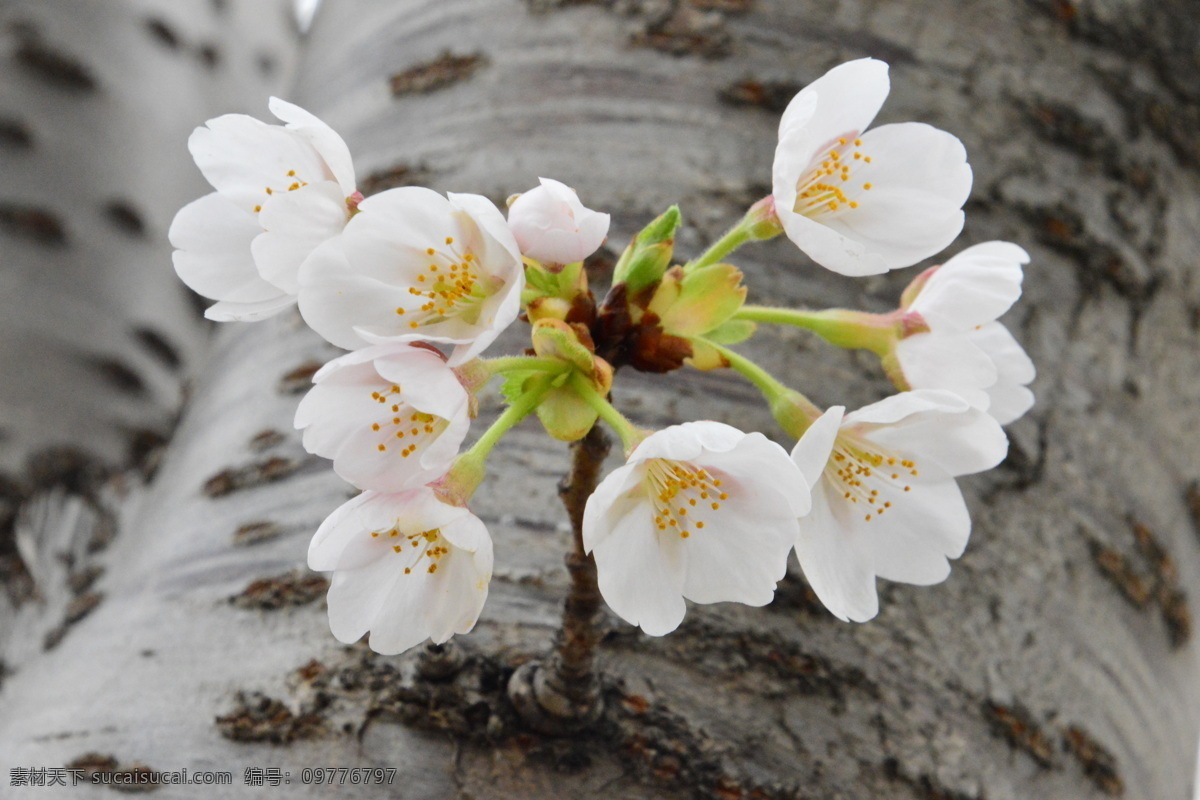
[254,168,310,213]
[394,236,482,329]
[828,440,918,522]
[795,137,873,217]
[368,383,441,456]
[645,460,729,539]
[369,525,449,574]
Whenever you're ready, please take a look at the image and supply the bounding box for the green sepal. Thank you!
[500,370,539,404]
[531,319,595,373]
[649,263,747,338]
[522,258,589,312]
[704,318,757,345]
[685,340,728,371]
[612,206,681,294]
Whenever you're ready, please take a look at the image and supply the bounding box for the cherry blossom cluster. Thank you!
[170,58,1032,654]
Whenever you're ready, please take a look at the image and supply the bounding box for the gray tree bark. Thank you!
[2,0,1199,798]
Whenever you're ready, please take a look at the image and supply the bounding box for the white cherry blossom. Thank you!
[583,422,810,636]
[308,489,493,655]
[297,187,525,366]
[507,177,610,266]
[891,241,1035,422]
[771,58,972,276]
[169,97,358,321]
[965,322,1036,425]
[789,390,1007,622]
[294,343,471,492]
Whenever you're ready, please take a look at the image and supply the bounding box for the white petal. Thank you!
[365,571,436,655]
[793,493,879,622]
[327,561,395,644]
[170,193,275,302]
[626,420,742,463]
[308,492,393,572]
[447,191,525,269]
[772,210,890,276]
[893,332,997,409]
[583,462,647,551]
[269,96,357,196]
[816,122,971,271]
[865,477,969,584]
[911,241,1028,330]
[854,392,1009,477]
[845,389,971,427]
[204,295,296,322]
[777,58,890,163]
[591,503,688,636]
[252,181,348,293]
[985,382,1034,426]
[188,113,328,213]
[294,344,470,491]
[678,476,796,606]
[422,544,491,644]
[694,432,811,517]
[968,322,1035,424]
[298,237,416,350]
[790,406,844,489]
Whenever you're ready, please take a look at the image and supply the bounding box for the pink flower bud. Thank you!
[507,177,610,265]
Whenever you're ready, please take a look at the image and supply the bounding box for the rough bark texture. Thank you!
[2,0,1199,798]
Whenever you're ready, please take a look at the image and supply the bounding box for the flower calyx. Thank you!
[648,263,748,370]
[522,258,595,325]
[518,319,615,441]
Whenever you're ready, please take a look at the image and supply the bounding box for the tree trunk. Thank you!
[3,0,1199,798]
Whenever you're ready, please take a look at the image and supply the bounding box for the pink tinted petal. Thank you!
[508,178,610,264]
